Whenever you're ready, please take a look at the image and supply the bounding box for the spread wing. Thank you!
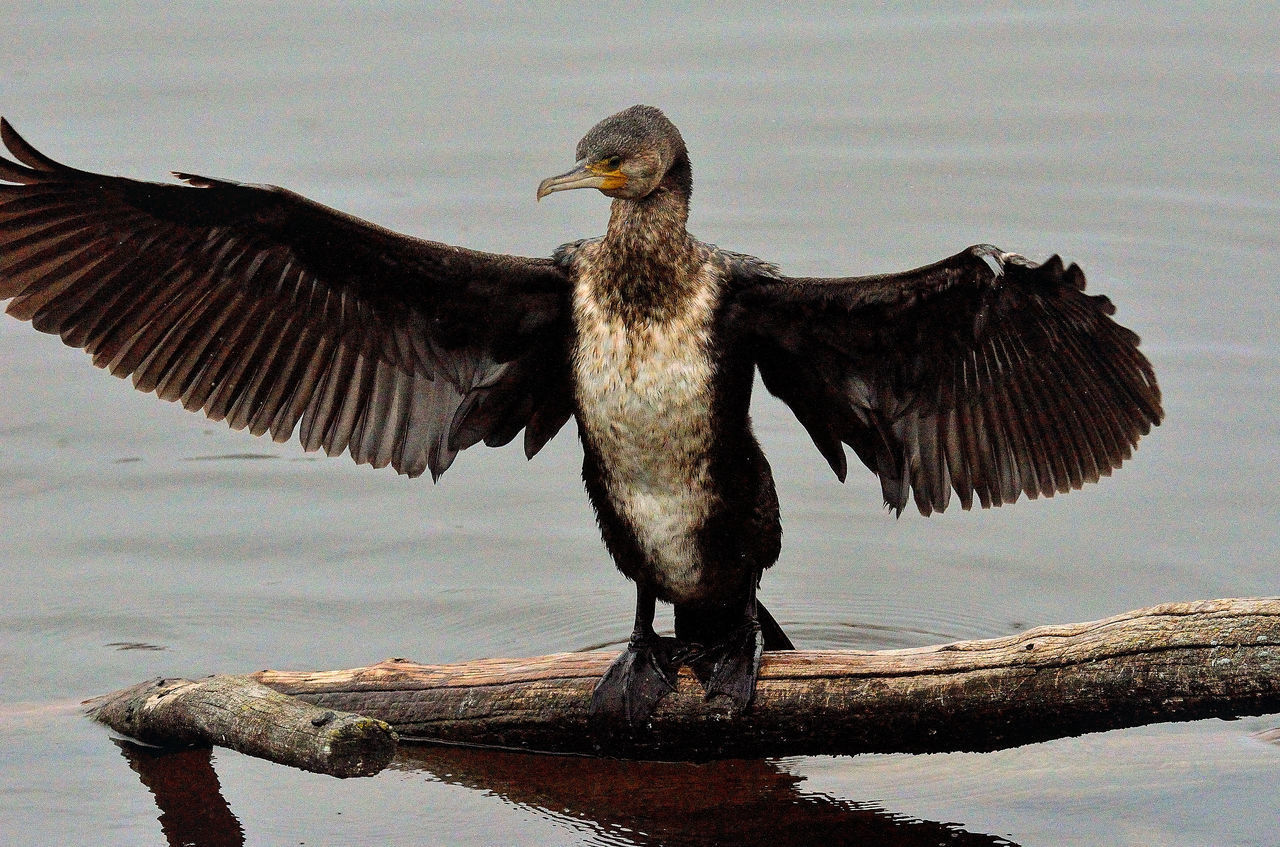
[730,245,1162,515]
[0,119,574,479]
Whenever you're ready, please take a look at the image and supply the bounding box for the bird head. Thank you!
[537,105,690,202]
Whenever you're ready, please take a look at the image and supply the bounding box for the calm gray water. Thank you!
[2,2,1277,845]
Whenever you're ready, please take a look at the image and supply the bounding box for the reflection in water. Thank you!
[105,641,168,651]
[116,736,1019,846]
[395,746,1019,847]
[116,740,244,847]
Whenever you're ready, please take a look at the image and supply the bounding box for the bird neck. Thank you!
[603,151,693,253]
[595,181,703,323]
[604,181,691,248]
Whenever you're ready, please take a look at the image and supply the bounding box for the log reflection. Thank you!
[115,736,1021,845]
[116,740,244,847]
[396,745,1020,846]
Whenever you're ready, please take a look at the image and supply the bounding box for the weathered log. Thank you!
[91,598,1280,763]
[255,598,1280,758]
[86,675,395,777]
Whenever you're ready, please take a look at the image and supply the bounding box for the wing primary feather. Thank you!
[282,329,336,447]
[990,331,1043,500]
[246,317,311,437]
[969,344,1015,505]
[56,228,177,350]
[326,349,377,458]
[364,360,400,467]
[187,296,276,418]
[385,368,423,473]
[2,231,115,313]
[11,241,115,325]
[941,404,972,509]
[1,119,69,172]
[135,262,248,397]
[1047,327,1099,489]
[174,288,253,411]
[151,282,238,404]
[0,213,105,270]
[225,310,300,432]
[1042,336,1102,487]
[311,342,360,455]
[300,340,348,452]
[95,261,198,375]
[991,334,1045,499]
[1030,328,1089,494]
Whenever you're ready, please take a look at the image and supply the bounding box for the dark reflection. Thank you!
[396,745,1020,846]
[116,740,245,847]
[113,736,1020,846]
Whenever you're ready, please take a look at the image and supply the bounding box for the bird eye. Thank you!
[602,156,622,170]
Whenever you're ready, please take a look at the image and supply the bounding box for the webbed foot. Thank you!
[685,622,765,714]
[591,633,682,729]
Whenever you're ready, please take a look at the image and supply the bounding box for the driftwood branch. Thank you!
[86,675,395,777]
[91,598,1280,767]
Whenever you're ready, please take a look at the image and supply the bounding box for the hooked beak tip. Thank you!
[536,160,608,202]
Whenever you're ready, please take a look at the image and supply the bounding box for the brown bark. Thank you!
[86,675,395,777]
[91,598,1280,764]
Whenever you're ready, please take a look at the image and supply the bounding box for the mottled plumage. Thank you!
[0,106,1162,727]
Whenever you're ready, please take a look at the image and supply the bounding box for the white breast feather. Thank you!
[572,262,720,603]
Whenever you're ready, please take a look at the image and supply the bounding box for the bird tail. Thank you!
[757,601,794,650]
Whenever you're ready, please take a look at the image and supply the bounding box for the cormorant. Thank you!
[0,106,1162,727]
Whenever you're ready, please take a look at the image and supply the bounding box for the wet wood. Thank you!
[91,598,1280,762]
[86,675,395,777]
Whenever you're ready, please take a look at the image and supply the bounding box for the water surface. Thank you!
[2,3,1277,845]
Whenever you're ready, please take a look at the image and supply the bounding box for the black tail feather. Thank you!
[757,600,794,651]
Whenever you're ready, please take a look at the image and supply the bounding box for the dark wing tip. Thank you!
[172,171,208,185]
[1066,261,1087,291]
[0,120,41,184]
[0,152,33,184]
[1017,253,1088,294]
[0,117,18,151]
[1032,254,1088,294]
[171,171,244,189]
[0,118,65,173]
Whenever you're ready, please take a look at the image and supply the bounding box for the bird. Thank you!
[0,106,1162,728]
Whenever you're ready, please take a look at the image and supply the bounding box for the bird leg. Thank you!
[592,582,794,730]
[591,586,682,728]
